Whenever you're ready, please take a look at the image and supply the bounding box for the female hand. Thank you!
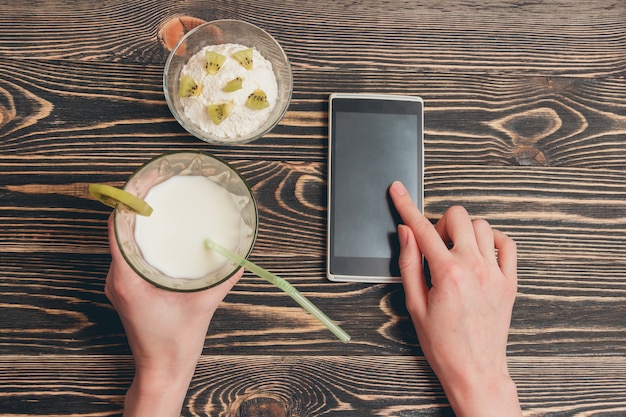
[389,181,522,417]
[105,214,243,417]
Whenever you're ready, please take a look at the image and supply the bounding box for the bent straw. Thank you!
[204,238,351,343]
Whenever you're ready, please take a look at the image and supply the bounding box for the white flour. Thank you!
[179,43,278,140]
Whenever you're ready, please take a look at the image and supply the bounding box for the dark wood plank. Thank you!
[1,355,625,416]
[1,1,624,76]
[1,60,624,164]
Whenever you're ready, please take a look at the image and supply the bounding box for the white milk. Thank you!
[134,175,243,279]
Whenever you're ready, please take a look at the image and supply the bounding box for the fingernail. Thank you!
[390,181,407,196]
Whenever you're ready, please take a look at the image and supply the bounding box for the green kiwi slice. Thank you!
[232,48,253,70]
[246,89,270,110]
[207,102,234,125]
[178,75,203,97]
[205,51,226,75]
[88,184,153,216]
[222,77,243,92]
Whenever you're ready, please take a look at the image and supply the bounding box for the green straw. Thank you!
[204,238,351,343]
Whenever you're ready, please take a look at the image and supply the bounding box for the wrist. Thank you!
[123,359,198,417]
[442,371,522,417]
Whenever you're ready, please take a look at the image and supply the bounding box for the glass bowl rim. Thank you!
[113,150,259,292]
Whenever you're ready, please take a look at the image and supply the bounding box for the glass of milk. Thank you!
[114,151,258,292]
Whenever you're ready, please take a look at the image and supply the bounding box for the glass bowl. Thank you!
[114,151,258,292]
[163,19,292,145]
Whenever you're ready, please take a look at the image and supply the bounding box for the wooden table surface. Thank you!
[1,1,625,415]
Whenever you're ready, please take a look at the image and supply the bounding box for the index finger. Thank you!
[389,181,450,263]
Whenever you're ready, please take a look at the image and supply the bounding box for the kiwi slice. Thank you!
[222,77,243,92]
[232,48,253,70]
[178,75,203,97]
[207,102,234,125]
[89,184,153,216]
[205,51,226,74]
[246,89,270,110]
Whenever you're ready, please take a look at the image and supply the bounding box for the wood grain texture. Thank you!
[1,355,625,416]
[1,0,625,415]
